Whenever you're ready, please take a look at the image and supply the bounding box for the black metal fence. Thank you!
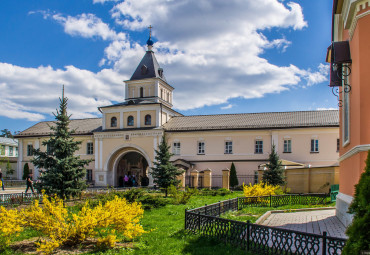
[185,194,346,255]
[211,175,222,188]
[3,180,26,187]
[237,175,256,186]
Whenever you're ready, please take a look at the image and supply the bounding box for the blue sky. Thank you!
[0,0,336,134]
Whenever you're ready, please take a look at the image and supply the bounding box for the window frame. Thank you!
[86,169,93,182]
[110,117,117,127]
[9,146,13,156]
[27,144,33,156]
[197,141,205,155]
[145,114,151,125]
[225,141,233,154]
[127,116,134,126]
[311,139,319,153]
[255,140,263,154]
[283,139,291,153]
[87,142,94,155]
[173,142,181,155]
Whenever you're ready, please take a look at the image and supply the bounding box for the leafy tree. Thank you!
[151,134,184,197]
[0,129,13,138]
[343,150,370,254]
[229,162,239,188]
[5,159,14,177]
[23,163,30,180]
[32,87,91,198]
[262,144,285,186]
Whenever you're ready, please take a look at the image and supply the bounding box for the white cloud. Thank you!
[4,0,328,121]
[0,63,126,121]
[221,104,233,110]
[316,107,337,111]
[93,0,118,4]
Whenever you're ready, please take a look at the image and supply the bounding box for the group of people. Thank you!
[0,167,34,193]
[123,174,137,187]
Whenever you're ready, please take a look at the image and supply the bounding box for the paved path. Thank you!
[260,209,347,239]
[0,187,27,194]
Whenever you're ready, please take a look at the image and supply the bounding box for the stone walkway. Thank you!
[260,209,347,239]
[0,187,27,194]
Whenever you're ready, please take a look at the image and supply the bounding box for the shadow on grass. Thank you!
[170,230,254,255]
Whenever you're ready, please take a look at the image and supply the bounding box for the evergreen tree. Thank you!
[23,163,30,180]
[151,134,183,197]
[229,162,239,188]
[262,144,285,185]
[343,150,370,254]
[32,87,91,198]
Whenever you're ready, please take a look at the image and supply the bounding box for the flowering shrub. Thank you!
[0,207,23,250]
[22,195,145,254]
[243,182,283,197]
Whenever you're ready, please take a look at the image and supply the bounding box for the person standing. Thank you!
[25,173,34,193]
[0,168,4,190]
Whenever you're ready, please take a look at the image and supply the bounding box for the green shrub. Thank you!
[123,188,145,202]
[138,195,169,210]
[168,185,197,204]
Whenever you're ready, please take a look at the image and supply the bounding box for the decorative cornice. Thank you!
[338,144,370,162]
[94,130,163,139]
[349,9,370,39]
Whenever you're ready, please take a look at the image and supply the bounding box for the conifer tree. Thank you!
[32,87,91,198]
[23,163,30,180]
[262,144,285,185]
[343,150,370,254]
[151,134,183,197]
[229,162,239,188]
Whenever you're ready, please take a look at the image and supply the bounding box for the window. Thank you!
[225,141,233,154]
[198,142,205,154]
[9,146,13,156]
[127,116,134,126]
[27,144,33,156]
[0,145,5,155]
[283,139,291,153]
[47,144,54,155]
[111,117,117,127]
[173,142,181,155]
[86,169,93,182]
[87,142,94,155]
[311,139,319,152]
[140,87,144,98]
[255,140,263,154]
[337,138,340,152]
[145,114,151,125]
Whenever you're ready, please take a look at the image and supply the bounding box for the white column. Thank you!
[102,113,106,130]
[155,81,159,97]
[34,139,40,179]
[99,139,103,170]
[17,140,23,180]
[132,88,135,98]
[156,108,160,127]
[95,138,99,170]
[120,112,124,129]
[137,110,141,128]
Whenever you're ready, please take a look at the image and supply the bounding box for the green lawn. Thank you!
[2,191,334,255]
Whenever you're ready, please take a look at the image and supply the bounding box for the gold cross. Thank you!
[148,25,153,38]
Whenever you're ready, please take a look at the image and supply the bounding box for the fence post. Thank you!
[185,209,187,230]
[270,194,272,207]
[229,198,231,210]
[247,220,250,251]
[218,201,221,216]
[205,204,207,215]
[198,211,201,233]
[322,231,327,255]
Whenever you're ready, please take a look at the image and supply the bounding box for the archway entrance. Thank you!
[116,151,149,187]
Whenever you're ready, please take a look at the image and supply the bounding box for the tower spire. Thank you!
[147,25,154,51]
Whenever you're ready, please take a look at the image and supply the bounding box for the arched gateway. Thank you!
[116,151,149,187]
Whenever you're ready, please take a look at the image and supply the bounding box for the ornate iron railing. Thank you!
[0,192,42,205]
[185,194,346,254]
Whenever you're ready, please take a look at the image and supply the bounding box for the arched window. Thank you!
[111,117,117,127]
[145,114,151,125]
[140,87,144,98]
[127,116,134,126]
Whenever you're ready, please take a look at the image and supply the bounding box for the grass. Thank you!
[1,191,334,255]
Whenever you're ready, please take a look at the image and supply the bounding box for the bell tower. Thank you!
[124,25,174,108]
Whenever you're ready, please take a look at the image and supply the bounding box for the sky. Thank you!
[0,0,336,134]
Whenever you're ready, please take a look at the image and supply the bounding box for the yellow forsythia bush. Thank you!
[0,206,23,250]
[22,195,145,254]
[243,182,282,197]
